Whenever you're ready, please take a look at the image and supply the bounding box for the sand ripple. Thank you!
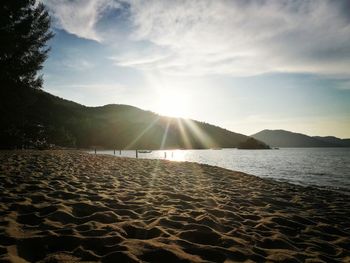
[0,151,349,262]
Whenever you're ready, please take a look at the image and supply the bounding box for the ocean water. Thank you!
[92,148,350,194]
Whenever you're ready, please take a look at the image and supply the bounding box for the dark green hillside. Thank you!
[238,138,270,149]
[1,87,251,149]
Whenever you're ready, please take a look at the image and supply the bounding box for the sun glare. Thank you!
[155,90,190,118]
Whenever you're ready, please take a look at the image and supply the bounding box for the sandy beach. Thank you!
[0,151,349,262]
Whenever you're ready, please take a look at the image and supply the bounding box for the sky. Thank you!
[42,0,350,138]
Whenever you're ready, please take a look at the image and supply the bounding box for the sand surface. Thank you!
[0,151,349,262]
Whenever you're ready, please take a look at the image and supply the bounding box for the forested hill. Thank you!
[252,129,350,147]
[1,87,251,149]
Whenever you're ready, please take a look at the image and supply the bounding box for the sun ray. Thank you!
[183,119,217,149]
[159,118,171,150]
[125,117,160,150]
[176,118,192,149]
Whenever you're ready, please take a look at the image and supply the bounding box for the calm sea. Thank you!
[92,148,350,194]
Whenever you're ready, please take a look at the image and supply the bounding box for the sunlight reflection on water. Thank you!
[91,148,350,193]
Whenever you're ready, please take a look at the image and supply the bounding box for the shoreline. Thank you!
[0,150,349,262]
[91,149,350,196]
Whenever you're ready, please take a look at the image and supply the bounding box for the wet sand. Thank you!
[0,150,349,262]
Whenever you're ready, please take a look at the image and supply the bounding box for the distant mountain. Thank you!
[1,87,254,149]
[251,129,349,147]
[313,136,350,147]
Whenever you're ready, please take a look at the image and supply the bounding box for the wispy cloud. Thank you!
[61,58,95,71]
[43,0,121,42]
[110,52,171,68]
[121,0,350,76]
[45,0,350,77]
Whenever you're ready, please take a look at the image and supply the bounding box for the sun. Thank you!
[155,90,190,118]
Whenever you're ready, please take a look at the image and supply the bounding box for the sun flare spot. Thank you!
[155,89,190,118]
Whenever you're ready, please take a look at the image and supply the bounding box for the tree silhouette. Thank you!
[0,0,53,90]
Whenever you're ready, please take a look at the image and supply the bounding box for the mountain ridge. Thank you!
[252,129,350,147]
[1,87,254,149]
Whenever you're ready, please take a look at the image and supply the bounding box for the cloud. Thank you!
[61,58,95,71]
[110,51,171,68]
[44,0,350,76]
[117,0,350,76]
[43,0,121,42]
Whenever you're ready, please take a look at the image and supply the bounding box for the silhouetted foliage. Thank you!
[0,0,53,89]
[0,1,54,148]
[0,88,253,149]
